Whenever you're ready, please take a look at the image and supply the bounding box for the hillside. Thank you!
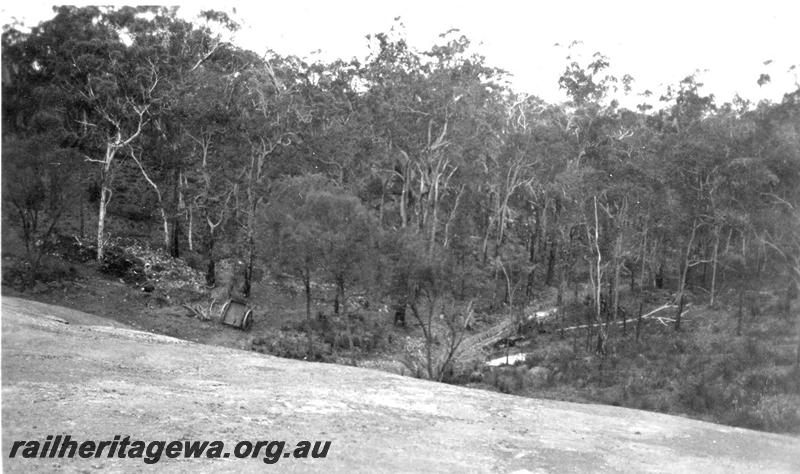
[4,8,800,468]
[2,296,799,473]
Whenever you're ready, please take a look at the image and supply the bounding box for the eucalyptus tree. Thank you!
[295,58,364,187]
[361,28,507,257]
[657,76,729,327]
[750,89,800,362]
[478,93,562,307]
[2,6,237,261]
[233,53,309,296]
[16,6,159,261]
[123,8,240,258]
[259,174,379,354]
[178,46,255,284]
[1,134,83,284]
[479,94,538,262]
[2,17,86,280]
[557,50,634,352]
[259,175,327,356]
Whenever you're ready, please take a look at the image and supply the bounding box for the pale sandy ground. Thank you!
[2,296,799,473]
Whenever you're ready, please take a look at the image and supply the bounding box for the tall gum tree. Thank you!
[234,54,307,297]
[557,49,631,353]
[123,8,240,258]
[68,11,158,262]
[658,76,723,327]
[362,28,505,257]
[2,6,237,261]
[179,47,252,284]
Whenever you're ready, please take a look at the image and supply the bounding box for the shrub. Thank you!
[732,395,800,433]
[542,344,578,375]
[98,245,146,283]
[677,375,724,413]
[33,255,79,283]
[740,366,789,397]
[622,373,650,399]
[785,365,800,393]
[484,367,527,394]
[250,331,325,361]
[182,251,205,273]
[731,338,770,366]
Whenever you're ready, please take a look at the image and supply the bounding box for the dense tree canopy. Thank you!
[3,6,800,347]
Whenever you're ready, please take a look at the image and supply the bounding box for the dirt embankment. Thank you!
[2,296,799,473]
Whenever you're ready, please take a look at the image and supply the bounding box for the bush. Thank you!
[53,234,96,263]
[2,135,82,285]
[110,204,152,222]
[454,359,486,384]
[785,365,800,393]
[33,255,79,283]
[740,366,789,397]
[302,312,393,356]
[251,331,330,361]
[729,395,800,433]
[496,370,526,394]
[533,344,578,376]
[182,251,206,273]
[622,373,650,399]
[677,375,725,413]
[98,245,146,283]
[731,338,771,366]
[483,366,533,394]
[2,254,79,289]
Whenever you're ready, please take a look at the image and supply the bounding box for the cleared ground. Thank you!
[2,296,799,473]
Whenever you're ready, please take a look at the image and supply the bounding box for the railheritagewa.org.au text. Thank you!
[8,435,331,465]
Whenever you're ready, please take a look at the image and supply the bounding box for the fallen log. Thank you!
[559,303,688,332]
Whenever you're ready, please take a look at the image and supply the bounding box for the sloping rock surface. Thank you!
[2,296,799,473]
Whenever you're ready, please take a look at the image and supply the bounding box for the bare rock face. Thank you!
[3,296,800,473]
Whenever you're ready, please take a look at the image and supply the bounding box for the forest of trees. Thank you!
[3,7,800,372]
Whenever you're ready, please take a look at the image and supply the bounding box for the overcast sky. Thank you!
[3,1,799,107]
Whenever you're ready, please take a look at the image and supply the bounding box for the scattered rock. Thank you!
[99,247,146,283]
[44,316,69,325]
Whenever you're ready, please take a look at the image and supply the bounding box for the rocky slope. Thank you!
[2,296,799,473]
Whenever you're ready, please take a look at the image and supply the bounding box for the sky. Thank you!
[2,1,799,108]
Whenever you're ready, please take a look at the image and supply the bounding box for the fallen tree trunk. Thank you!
[560,303,687,333]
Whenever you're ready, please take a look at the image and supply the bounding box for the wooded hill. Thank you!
[3,6,800,430]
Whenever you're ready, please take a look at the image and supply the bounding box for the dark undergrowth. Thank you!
[4,239,798,435]
[471,297,800,435]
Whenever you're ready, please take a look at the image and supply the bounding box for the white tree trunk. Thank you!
[639,226,648,292]
[161,208,170,251]
[187,205,194,252]
[96,186,111,262]
[675,219,698,330]
[710,224,720,307]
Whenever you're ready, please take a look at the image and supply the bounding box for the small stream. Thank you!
[485,352,529,366]
[483,303,683,366]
